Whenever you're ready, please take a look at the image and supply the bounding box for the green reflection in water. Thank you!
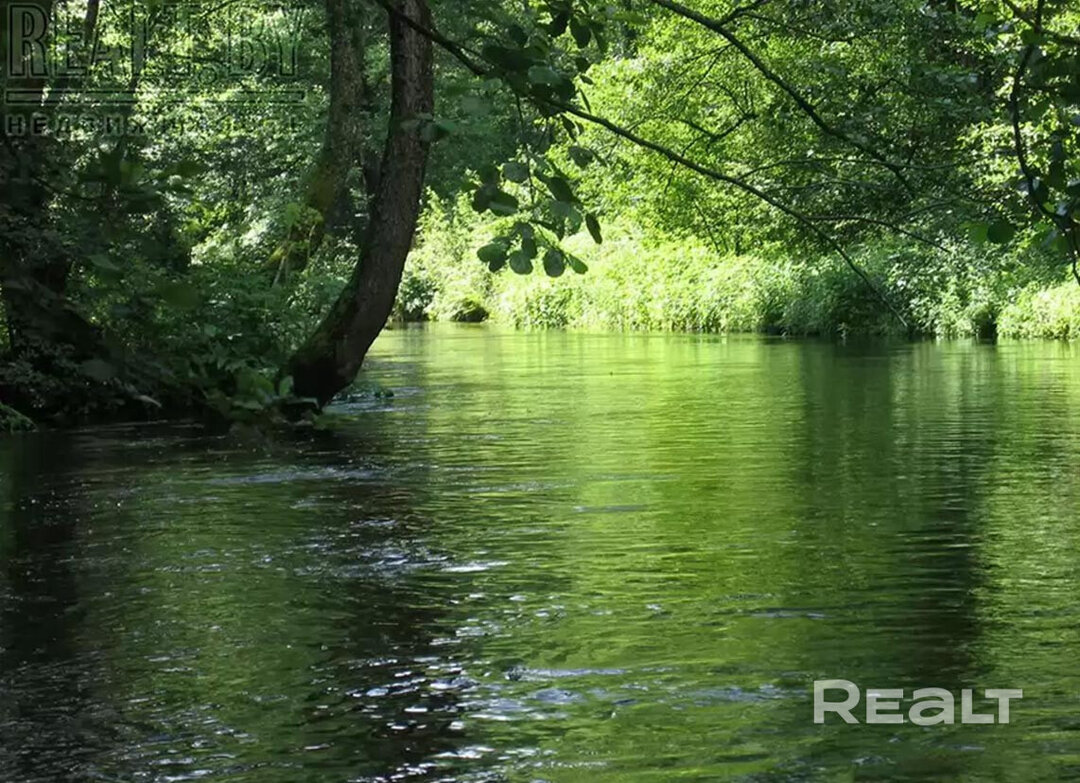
[2,326,1080,782]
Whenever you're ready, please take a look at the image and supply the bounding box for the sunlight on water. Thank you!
[3,326,1080,781]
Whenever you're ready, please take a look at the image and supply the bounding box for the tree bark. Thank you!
[286,0,433,406]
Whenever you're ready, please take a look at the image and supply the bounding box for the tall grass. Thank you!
[398,195,1074,340]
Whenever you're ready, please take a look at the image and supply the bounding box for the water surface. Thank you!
[3,326,1080,781]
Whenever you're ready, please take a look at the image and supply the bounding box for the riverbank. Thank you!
[396,200,1077,340]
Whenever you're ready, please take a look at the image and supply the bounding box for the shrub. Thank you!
[398,197,1078,340]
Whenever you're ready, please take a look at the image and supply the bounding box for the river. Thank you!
[2,325,1080,781]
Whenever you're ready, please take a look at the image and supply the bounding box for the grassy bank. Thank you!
[396,196,1073,340]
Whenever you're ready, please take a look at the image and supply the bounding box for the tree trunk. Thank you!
[267,0,373,282]
[286,0,433,406]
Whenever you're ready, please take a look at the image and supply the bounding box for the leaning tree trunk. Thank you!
[286,0,433,406]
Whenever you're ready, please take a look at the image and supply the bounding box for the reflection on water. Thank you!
[3,326,1080,781]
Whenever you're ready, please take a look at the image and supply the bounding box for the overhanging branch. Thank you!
[367,0,910,327]
[647,0,915,193]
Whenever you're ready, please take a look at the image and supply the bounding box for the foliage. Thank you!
[400,194,1060,338]
[3,0,1080,426]
[0,401,35,432]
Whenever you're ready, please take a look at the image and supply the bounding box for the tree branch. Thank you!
[369,0,909,327]
[647,0,915,193]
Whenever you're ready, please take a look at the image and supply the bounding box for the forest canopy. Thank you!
[1,0,1078,428]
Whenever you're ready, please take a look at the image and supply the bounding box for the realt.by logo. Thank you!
[814,680,1023,725]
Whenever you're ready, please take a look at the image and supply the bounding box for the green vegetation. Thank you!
[2,0,1079,426]
[400,193,1058,338]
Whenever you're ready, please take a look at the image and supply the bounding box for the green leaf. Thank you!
[488,190,520,216]
[420,118,457,143]
[543,248,566,277]
[508,24,528,46]
[503,161,530,183]
[548,11,569,35]
[551,200,580,219]
[570,17,591,47]
[508,250,533,274]
[987,220,1017,244]
[567,254,589,274]
[472,183,496,212]
[545,175,576,203]
[522,232,538,259]
[586,213,603,244]
[966,222,990,244]
[482,44,532,72]
[569,146,594,168]
[171,159,205,178]
[478,164,500,186]
[552,76,577,101]
[477,242,508,265]
[1020,29,1043,46]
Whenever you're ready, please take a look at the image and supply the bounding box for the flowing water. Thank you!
[3,325,1080,781]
